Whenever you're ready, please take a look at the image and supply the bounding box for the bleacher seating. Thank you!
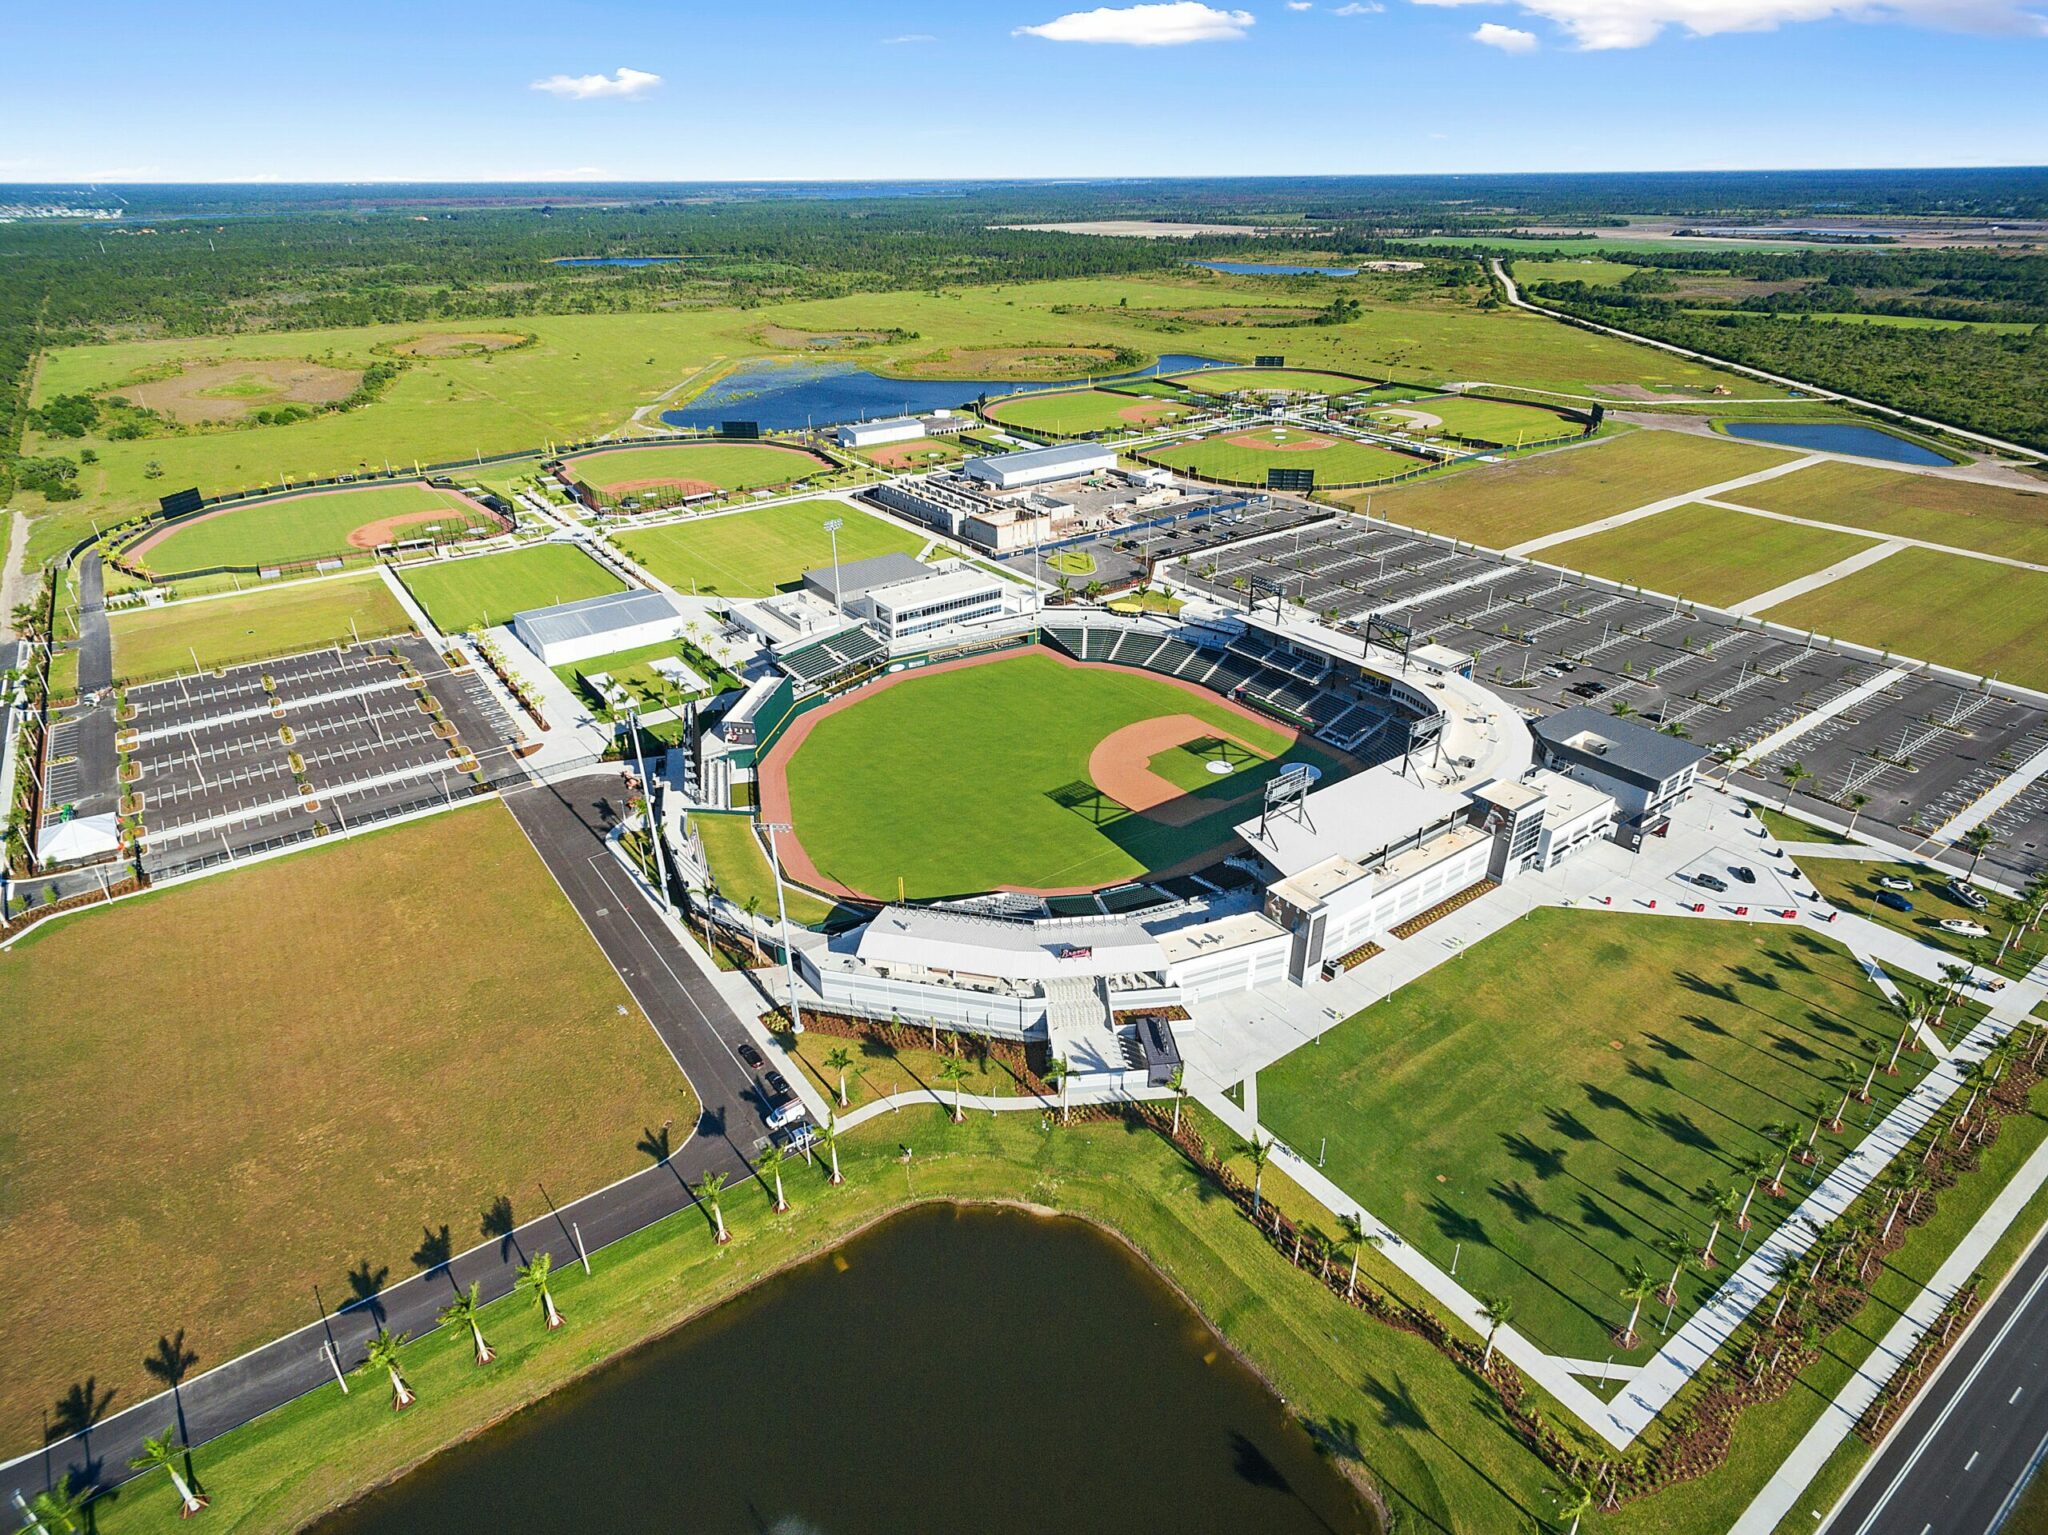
[780,625,888,690]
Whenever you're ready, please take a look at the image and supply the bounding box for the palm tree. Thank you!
[1846,791,1870,833]
[741,895,765,961]
[515,1252,565,1329]
[21,1478,88,1534]
[1781,759,1813,807]
[359,1330,415,1411]
[1044,1052,1071,1123]
[1616,1259,1657,1349]
[823,1046,854,1107]
[1694,1182,1743,1267]
[819,1112,846,1185]
[130,1425,208,1515]
[757,1142,791,1213]
[1336,1212,1380,1299]
[938,1057,969,1123]
[1654,1233,1693,1311]
[1734,1148,1775,1230]
[1763,1120,1801,1196]
[697,1172,731,1244]
[1609,699,1636,719]
[1167,1065,1187,1138]
[1962,824,1998,877]
[1241,1135,1274,1215]
[437,1281,495,1365]
[1479,1294,1514,1368]
[1549,1473,1598,1535]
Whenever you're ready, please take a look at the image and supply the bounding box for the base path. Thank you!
[1087,713,1270,826]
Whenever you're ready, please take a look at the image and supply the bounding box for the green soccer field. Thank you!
[398,542,626,632]
[131,483,499,574]
[1147,429,1425,487]
[615,499,926,596]
[985,387,1196,437]
[1258,909,1940,1364]
[775,650,1349,899]
[108,573,415,681]
[561,441,833,496]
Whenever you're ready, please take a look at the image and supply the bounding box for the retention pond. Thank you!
[1721,421,1956,466]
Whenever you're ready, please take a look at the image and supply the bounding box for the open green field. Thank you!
[614,499,924,596]
[1178,367,1373,395]
[0,802,692,1451]
[688,811,844,927]
[1352,429,1795,548]
[1723,460,2048,564]
[1374,395,1583,446]
[1148,428,1424,488]
[1757,545,2048,690]
[108,573,413,682]
[560,440,833,497]
[1540,503,1878,607]
[984,386,1196,437]
[399,542,625,632]
[131,483,499,575]
[1259,909,1934,1364]
[1512,257,1638,287]
[775,650,1349,899]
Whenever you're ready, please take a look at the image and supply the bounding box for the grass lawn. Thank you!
[615,500,923,597]
[1108,587,1185,616]
[1752,803,1858,846]
[108,574,413,682]
[132,484,498,574]
[399,542,625,632]
[688,811,843,927]
[1389,395,1583,446]
[561,441,831,496]
[0,802,693,1451]
[771,1028,1030,1109]
[1801,854,2043,978]
[1756,546,2048,690]
[1351,430,1795,549]
[551,635,736,715]
[1177,367,1372,395]
[1259,909,1934,1362]
[986,387,1195,436]
[1047,547,1097,577]
[777,650,1348,899]
[1513,257,1638,288]
[1148,429,1424,488]
[1538,503,1878,608]
[1724,461,2048,564]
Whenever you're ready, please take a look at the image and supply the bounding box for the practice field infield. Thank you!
[0,801,693,1451]
[560,441,833,499]
[761,649,1354,900]
[1147,428,1424,488]
[984,387,1197,437]
[1719,460,2048,565]
[1350,429,1795,549]
[1539,502,1879,608]
[614,499,924,597]
[129,483,503,575]
[399,542,626,632]
[108,572,415,682]
[1259,910,1935,1364]
[1175,367,1371,396]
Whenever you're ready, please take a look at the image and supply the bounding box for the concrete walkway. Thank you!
[1932,734,2048,844]
[1729,540,1907,617]
[1502,455,1827,558]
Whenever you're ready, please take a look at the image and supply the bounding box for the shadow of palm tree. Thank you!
[411,1225,453,1276]
[345,1260,389,1324]
[481,1195,524,1263]
[1362,1372,1429,1433]
[46,1376,115,1487]
[1500,1133,1569,1181]
[142,1331,198,1446]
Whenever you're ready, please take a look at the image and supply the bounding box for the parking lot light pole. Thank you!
[625,707,671,907]
[823,517,845,617]
[759,820,805,1035]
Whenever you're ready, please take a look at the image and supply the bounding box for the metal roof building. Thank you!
[1528,705,1708,823]
[801,552,932,608]
[510,587,688,667]
[961,441,1117,490]
[836,416,926,449]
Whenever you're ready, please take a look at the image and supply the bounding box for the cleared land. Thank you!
[133,484,500,574]
[1723,461,2048,564]
[1758,545,2048,689]
[399,542,625,632]
[1149,429,1424,487]
[122,357,362,424]
[616,500,924,596]
[1259,909,1934,1363]
[0,802,692,1450]
[108,573,413,682]
[1177,367,1373,395]
[1540,503,1878,607]
[984,387,1196,437]
[561,441,832,498]
[1352,430,1795,549]
[772,650,1349,899]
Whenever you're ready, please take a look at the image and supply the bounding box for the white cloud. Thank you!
[1410,0,2047,49]
[1014,3,1256,45]
[1473,20,1541,46]
[1287,1,1313,9]
[883,32,938,42]
[1333,2,1385,12]
[529,67,663,100]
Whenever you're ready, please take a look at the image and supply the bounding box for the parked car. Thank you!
[1729,866,1757,884]
[1693,873,1729,893]
[1946,881,1990,911]
[764,1069,792,1100]
[1876,875,1915,892]
[1876,891,1914,913]
[1938,919,1991,938]
[737,1042,765,1070]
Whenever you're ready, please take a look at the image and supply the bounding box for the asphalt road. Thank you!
[3,772,779,1506]
[1826,1218,2048,1535]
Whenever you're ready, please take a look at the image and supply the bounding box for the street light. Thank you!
[758,821,806,1035]
[823,517,845,617]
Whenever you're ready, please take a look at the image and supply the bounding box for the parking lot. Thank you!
[994,493,1331,592]
[125,637,528,878]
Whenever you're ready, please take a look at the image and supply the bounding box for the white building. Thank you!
[961,442,1117,491]
[836,417,926,450]
[800,553,1006,641]
[1528,705,1706,839]
[510,588,689,667]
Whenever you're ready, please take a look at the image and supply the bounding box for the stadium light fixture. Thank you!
[758,820,806,1035]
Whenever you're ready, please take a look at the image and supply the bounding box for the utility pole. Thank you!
[759,822,805,1034]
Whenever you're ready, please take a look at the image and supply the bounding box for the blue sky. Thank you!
[4,0,2044,181]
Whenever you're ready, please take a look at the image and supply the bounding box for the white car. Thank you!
[1876,875,1915,892]
[1937,918,1990,939]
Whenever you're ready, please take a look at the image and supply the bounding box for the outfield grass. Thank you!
[1724,461,2048,564]
[985,386,1196,437]
[688,811,843,927]
[1757,545,2048,690]
[132,484,498,574]
[1539,503,1878,607]
[1177,367,1374,395]
[1353,430,1796,549]
[108,573,413,682]
[614,500,923,596]
[560,441,832,496]
[778,651,1348,899]
[1149,429,1425,488]
[0,803,693,1451]
[1259,909,1934,1363]
[1384,395,1583,446]
[399,543,625,632]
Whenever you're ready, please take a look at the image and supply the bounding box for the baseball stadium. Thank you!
[557,440,839,511]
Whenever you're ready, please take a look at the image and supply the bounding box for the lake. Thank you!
[1721,421,1955,467]
[312,1204,1376,1535]
[661,353,1228,431]
[1196,261,1361,277]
